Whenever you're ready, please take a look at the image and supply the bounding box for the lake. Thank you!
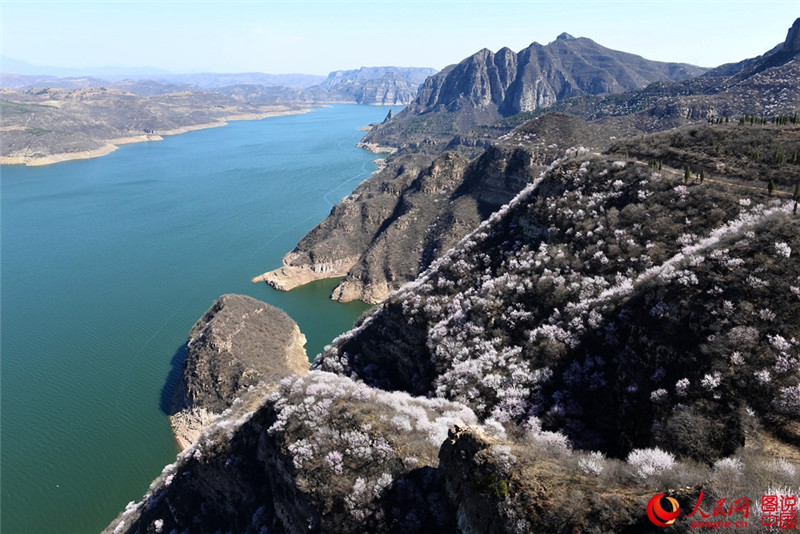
[0,104,393,532]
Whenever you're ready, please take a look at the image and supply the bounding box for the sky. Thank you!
[1,0,799,75]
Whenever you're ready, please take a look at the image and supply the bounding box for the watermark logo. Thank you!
[647,493,681,527]
[645,490,797,529]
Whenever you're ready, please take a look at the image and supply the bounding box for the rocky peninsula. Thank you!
[168,294,309,449]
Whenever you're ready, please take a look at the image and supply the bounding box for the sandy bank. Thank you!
[0,107,313,167]
[251,254,359,291]
[1,144,120,166]
[356,141,397,155]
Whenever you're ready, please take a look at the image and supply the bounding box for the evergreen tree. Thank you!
[684,167,691,184]
[794,182,800,215]
[768,179,775,196]
[700,170,705,183]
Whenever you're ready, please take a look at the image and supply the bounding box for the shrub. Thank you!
[474,472,509,500]
[578,451,606,476]
[772,384,800,416]
[626,447,675,478]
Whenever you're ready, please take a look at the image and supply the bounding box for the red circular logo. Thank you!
[647,493,681,527]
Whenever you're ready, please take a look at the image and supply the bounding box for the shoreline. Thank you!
[0,107,313,167]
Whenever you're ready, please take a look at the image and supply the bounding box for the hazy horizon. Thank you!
[2,1,799,77]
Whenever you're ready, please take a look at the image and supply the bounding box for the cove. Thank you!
[0,105,391,533]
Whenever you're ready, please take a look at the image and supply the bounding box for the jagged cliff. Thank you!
[361,33,707,151]
[412,33,703,116]
[169,294,309,448]
[221,67,438,107]
[539,18,800,134]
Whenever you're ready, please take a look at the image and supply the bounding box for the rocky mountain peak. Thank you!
[783,17,800,54]
[364,33,709,149]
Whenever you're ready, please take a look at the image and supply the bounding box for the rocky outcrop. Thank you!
[168,294,309,448]
[251,151,435,300]
[439,425,657,533]
[105,371,477,534]
[784,17,800,55]
[214,67,438,107]
[329,72,418,106]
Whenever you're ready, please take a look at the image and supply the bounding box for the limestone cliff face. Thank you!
[316,66,438,105]
[254,146,536,304]
[168,294,309,448]
[427,32,707,115]
[252,252,361,291]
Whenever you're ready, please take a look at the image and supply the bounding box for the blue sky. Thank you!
[1,1,798,75]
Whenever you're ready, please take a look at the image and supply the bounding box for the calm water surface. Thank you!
[1,105,392,532]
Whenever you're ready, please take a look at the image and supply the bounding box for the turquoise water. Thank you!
[0,105,391,533]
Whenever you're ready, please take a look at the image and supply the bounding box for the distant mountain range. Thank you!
[0,58,436,105]
[0,66,439,164]
[0,56,324,88]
